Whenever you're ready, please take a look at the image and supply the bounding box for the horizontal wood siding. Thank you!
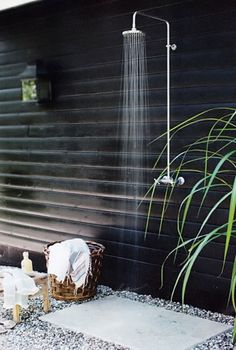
[0,0,235,313]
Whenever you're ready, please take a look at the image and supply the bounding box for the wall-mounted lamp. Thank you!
[20,60,52,103]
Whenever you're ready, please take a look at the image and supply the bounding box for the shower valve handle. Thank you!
[166,44,177,50]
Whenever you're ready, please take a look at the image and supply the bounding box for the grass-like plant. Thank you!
[146,107,236,344]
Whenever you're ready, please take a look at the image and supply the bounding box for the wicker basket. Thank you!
[44,240,105,301]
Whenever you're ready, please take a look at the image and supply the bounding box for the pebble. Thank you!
[0,285,234,349]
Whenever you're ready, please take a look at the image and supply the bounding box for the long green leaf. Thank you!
[228,256,236,312]
[144,179,158,238]
[233,317,236,345]
[180,233,217,303]
[223,176,236,263]
[178,177,208,236]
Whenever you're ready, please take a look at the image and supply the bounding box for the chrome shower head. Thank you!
[122,11,145,37]
[122,28,145,36]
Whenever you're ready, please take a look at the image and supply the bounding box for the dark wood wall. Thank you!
[0,0,235,313]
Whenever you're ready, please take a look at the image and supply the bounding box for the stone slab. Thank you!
[40,295,230,350]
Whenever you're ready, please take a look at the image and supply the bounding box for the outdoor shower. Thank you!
[122,10,185,187]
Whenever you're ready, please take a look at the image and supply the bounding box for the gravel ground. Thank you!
[0,285,234,350]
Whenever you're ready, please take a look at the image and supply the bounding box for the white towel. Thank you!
[47,239,91,289]
[47,242,70,282]
[2,268,39,309]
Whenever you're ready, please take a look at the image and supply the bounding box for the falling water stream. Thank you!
[120,30,149,232]
[118,29,149,289]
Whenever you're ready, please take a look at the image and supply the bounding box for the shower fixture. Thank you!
[123,11,185,187]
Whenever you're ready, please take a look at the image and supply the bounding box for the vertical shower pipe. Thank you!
[132,11,176,182]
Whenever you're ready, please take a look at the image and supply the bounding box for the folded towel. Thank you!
[2,268,39,309]
[48,239,91,289]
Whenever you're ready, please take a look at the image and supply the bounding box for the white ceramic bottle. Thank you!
[21,252,33,273]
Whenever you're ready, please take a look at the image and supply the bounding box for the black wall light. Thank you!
[20,60,52,103]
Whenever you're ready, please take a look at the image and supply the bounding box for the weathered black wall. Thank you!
[0,0,235,313]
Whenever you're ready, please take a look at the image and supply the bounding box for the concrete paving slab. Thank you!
[40,295,230,350]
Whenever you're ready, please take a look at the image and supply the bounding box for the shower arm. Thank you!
[132,11,176,182]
